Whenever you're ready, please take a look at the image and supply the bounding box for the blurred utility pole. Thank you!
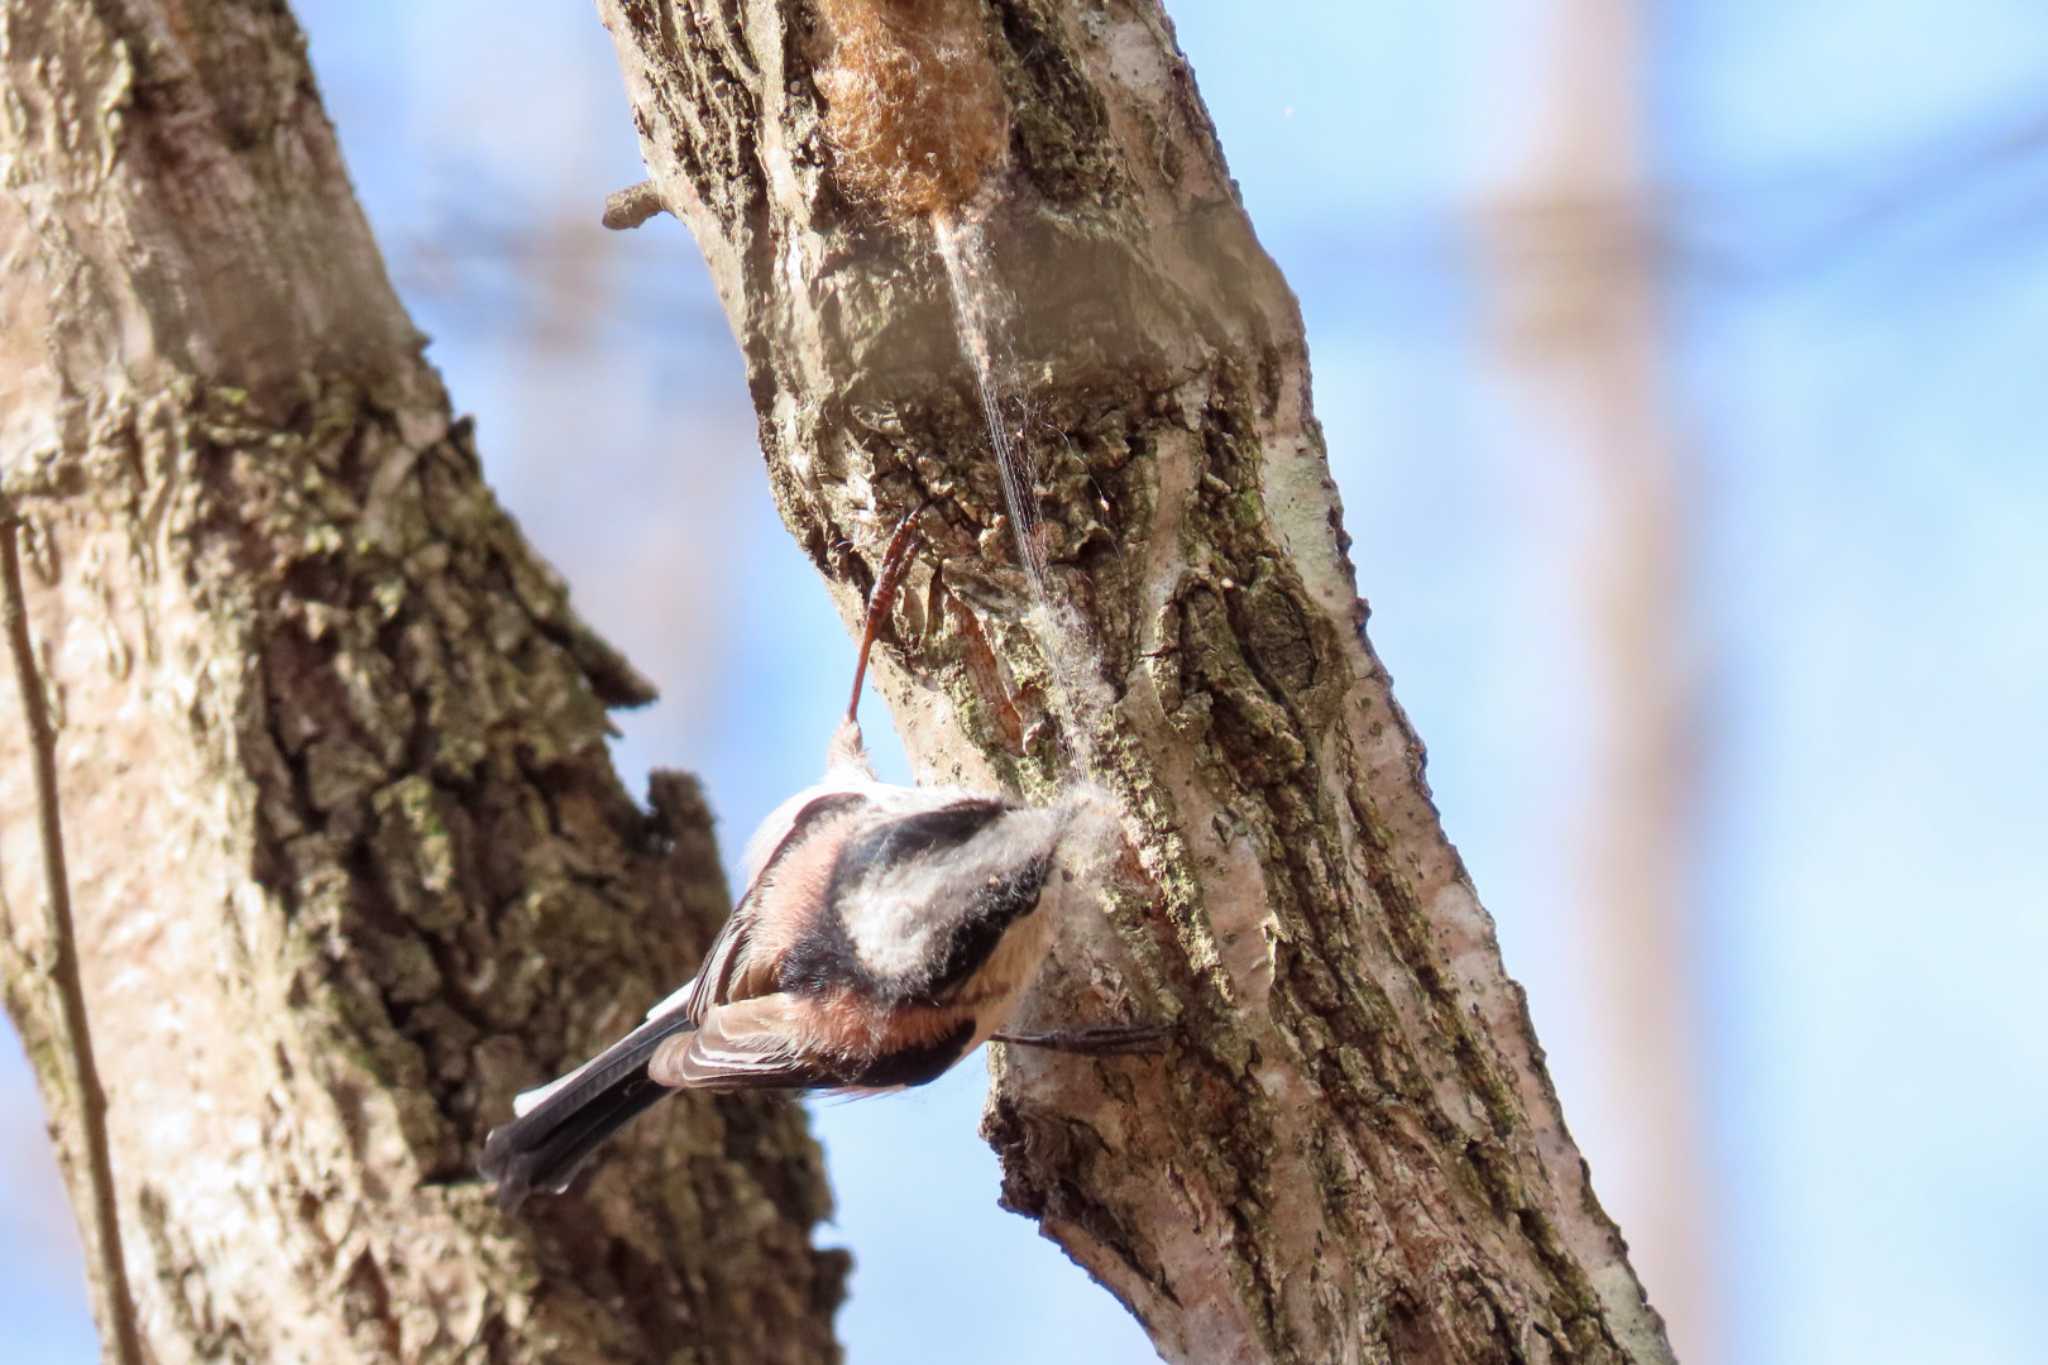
[1478,3,1718,1360]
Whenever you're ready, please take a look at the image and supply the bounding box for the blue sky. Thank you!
[5,3,2045,1362]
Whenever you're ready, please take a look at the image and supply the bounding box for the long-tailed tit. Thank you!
[481,512,1156,1211]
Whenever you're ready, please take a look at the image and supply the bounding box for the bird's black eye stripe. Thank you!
[921,852,1052,998]
[832,798,1011,890]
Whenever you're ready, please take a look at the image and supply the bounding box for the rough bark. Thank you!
[0,3,842,1362]
[593,2,1677,1362]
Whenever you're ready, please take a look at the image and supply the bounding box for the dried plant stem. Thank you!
[0,509,145,1365]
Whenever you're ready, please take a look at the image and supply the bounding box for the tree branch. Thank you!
[0,509,144,1365]
[593,1,1676,1359]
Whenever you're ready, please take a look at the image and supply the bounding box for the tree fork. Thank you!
[591,1,1676,1361]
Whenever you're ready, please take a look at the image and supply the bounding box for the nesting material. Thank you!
[814,0,1010,218]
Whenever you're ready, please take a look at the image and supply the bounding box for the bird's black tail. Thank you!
[479,1010,695,1212]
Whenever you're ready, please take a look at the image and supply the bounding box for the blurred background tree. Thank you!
[1477,3,1712,1355]
[5,2,2045,1362]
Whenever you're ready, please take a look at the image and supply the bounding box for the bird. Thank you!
[479,510,1157,1211]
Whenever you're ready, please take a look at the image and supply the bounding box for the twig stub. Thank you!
[601,181,667,231]
[0,510,147,1365]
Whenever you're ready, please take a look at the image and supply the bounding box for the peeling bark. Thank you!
[592,1,1676,1362]
[0,3,841,1362]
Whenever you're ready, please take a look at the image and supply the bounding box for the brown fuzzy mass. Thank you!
[814,0,1009,218]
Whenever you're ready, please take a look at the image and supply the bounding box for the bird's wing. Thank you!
[647,995,829,1089]
[736,721,882,888]
[643,786,874,1027]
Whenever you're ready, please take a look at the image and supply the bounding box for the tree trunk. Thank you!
[592,2,1676,1362]
[0,3,842,1362]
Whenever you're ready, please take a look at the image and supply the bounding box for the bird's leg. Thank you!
[847,505,928,726]
[993,1023,1172,1056]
